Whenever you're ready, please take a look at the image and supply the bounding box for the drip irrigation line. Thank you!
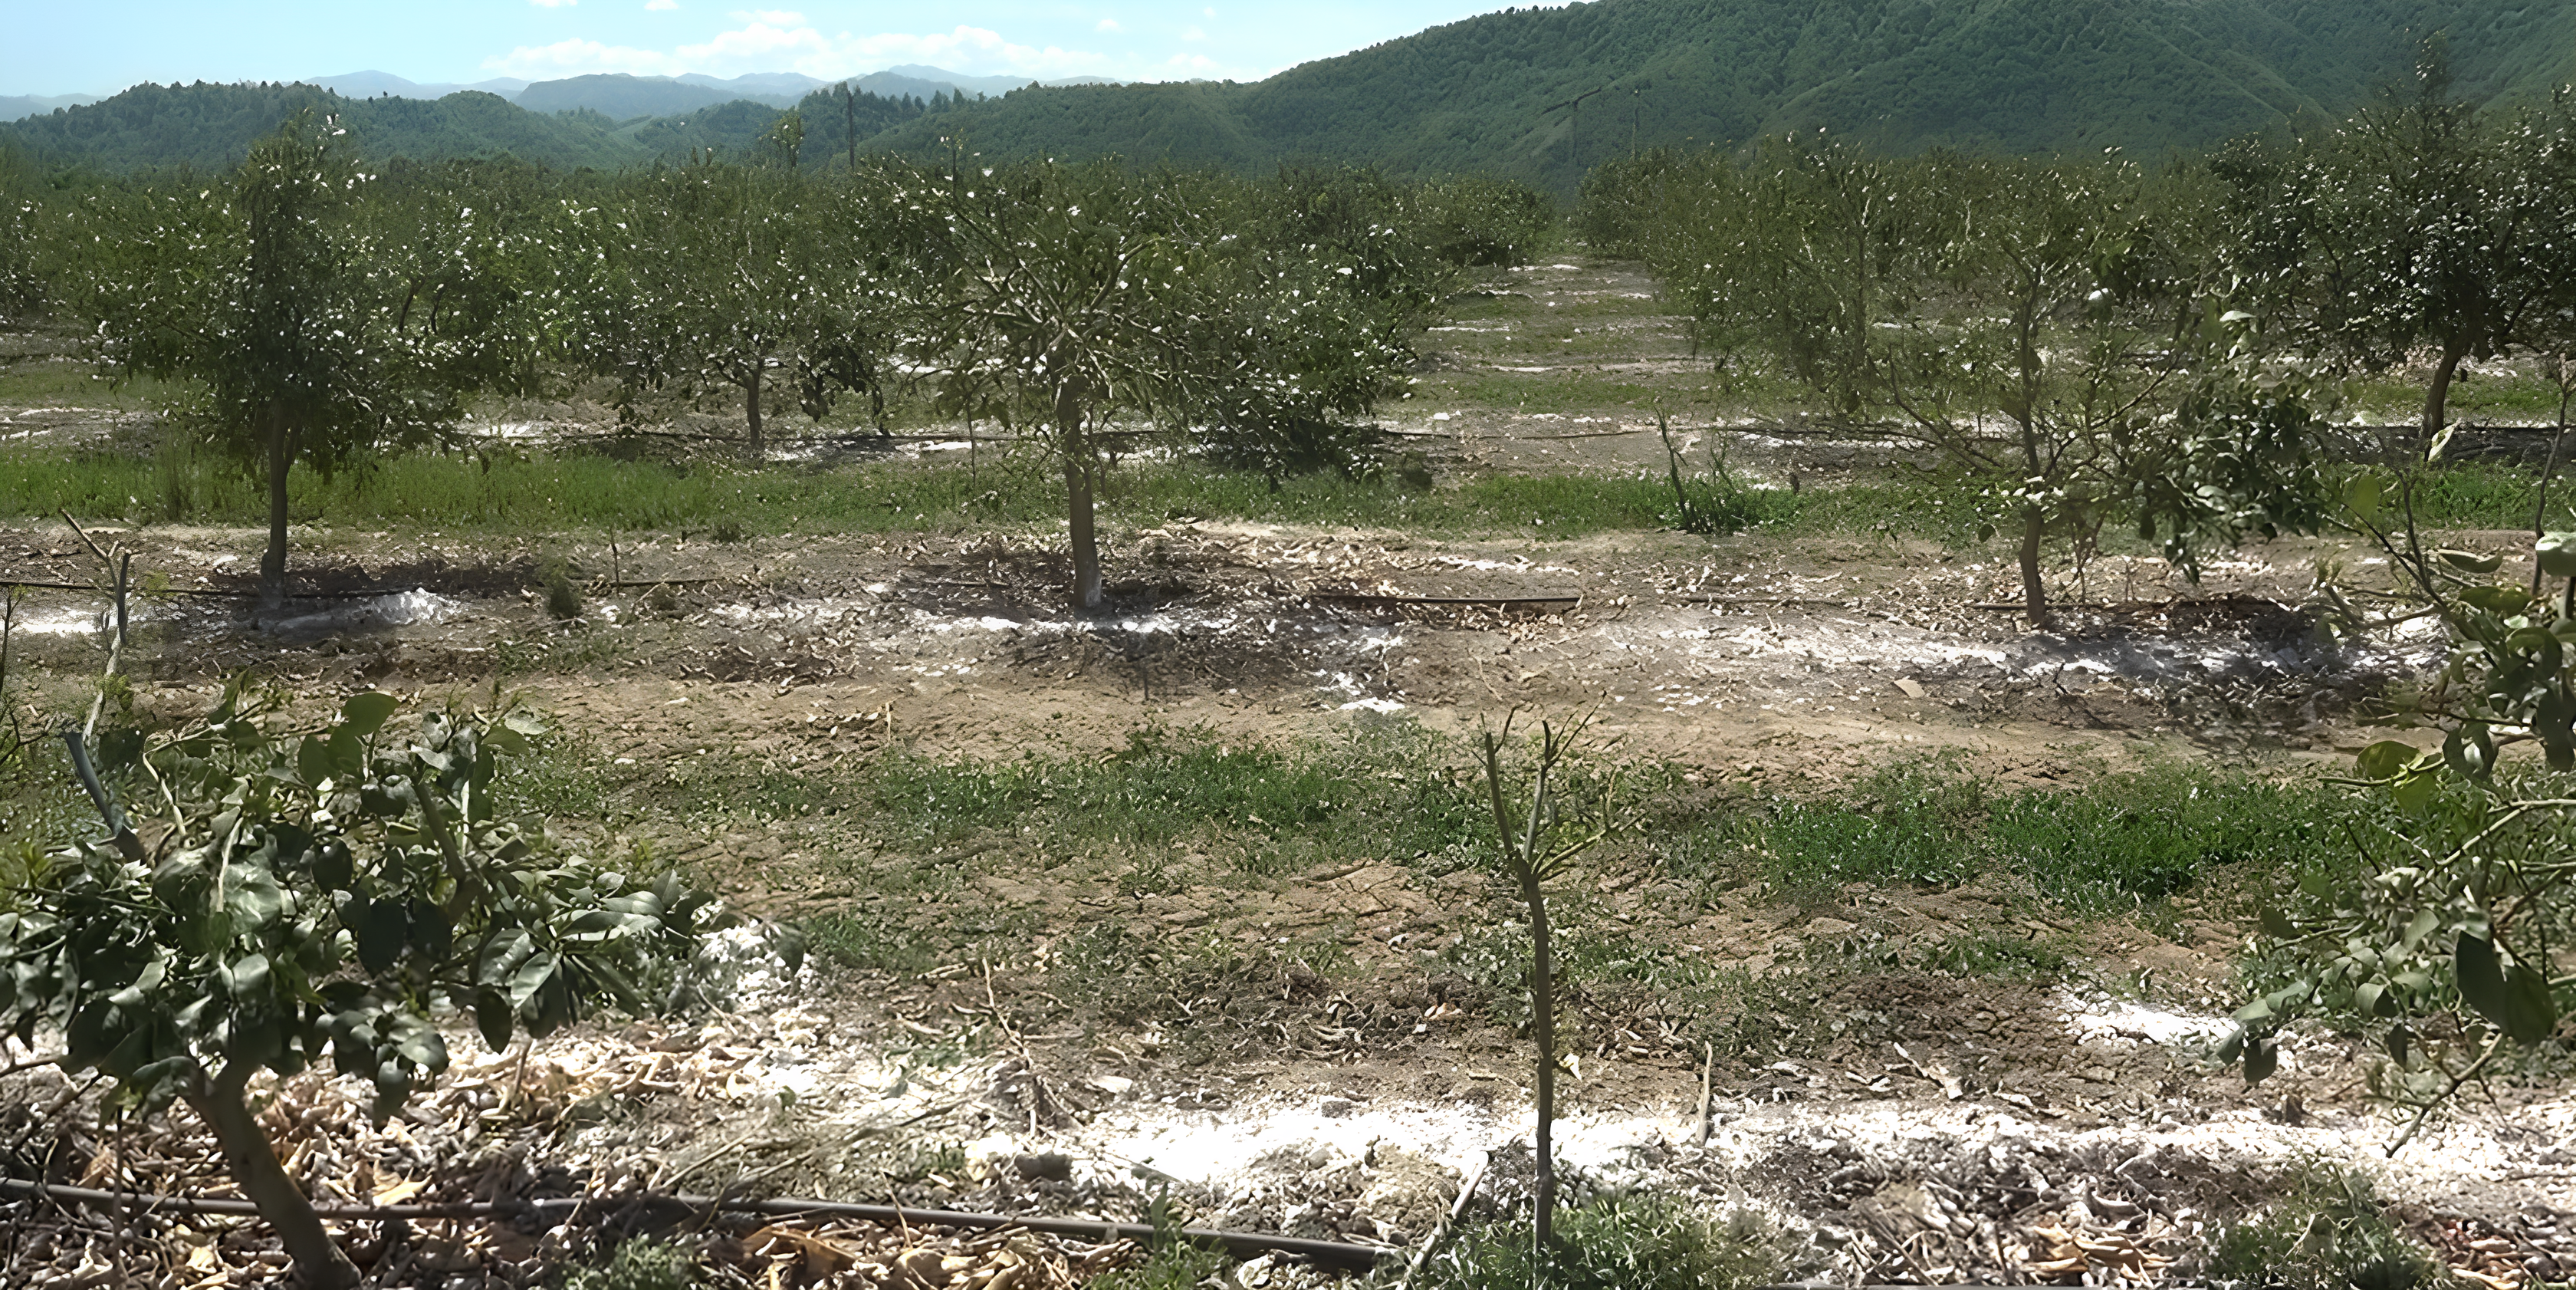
[0,1180,1392,1270]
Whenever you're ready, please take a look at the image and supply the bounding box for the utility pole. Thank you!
[1543,85,1606,176]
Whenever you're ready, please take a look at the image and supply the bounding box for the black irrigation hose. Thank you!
[0,1179,1392,1271]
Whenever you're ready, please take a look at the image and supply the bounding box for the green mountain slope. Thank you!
[0,82,639,171]
[11,1,2571,182]
[515,74,795,118]
[861,0,2576,188]
[0,81,935,175]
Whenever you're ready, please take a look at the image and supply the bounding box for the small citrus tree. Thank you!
[2229,534,2576,1148]
[1478,714,1613,1252]
[0,690,734,1288]
[74,113,527,603]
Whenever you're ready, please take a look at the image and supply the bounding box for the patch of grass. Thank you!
[1922,933,2070,982]
[1736,761,2340,912]
[2205,1164,2444,1290]
[2394,462,2568,531]
[0,363,184,409]
[540,560,583,620]
[560,1238,698,1290]
[1753,762,1987,895]
[1090,1239,1231,1290]
[859,725,1486,864]
[1986,764,2336,915]
[1418,1195,1776,1290]
[2,441,2006,546]
[805,912,937,975]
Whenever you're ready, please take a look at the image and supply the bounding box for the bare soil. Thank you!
[2,258,2569,1288]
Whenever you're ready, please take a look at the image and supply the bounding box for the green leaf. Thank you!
[355,899,408,975]
[2456,933,2512,1026]
[327,728,365,781]
[2355,741,2419,782]
[2385,1024,2412,1066]
[475,989,513,1051]
[2538,531,2576,580]
[297,735,333,787]
[2499,963,2558,1045]
[225,953,270,1000]
[2436,548,2502,574]
[2243,1035,2279,1084]
[2458,584,2533,614]
[509,953,557,1011]
[2259,907,2295,940]
[2403,908,2439,951]
[2443,726,2496,781]
[2459,934,2559,1045]
[341,692,400,739]
[2355,981,2384,1017]
[394,1023,448,1071]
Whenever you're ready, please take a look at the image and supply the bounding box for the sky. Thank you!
[2,1,1541,96]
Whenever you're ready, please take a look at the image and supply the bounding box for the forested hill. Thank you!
[864,0,2576,187]
[8,0,2571,182]
[0,80,939,174]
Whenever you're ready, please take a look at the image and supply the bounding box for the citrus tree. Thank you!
[1635,138,2328,620]
[566,160,909,452]
[2217,45,2576,462]
[2228,535,2576,1147]
[912,159,1227,611]
[72,112,527,603]
[0,690,737,1288]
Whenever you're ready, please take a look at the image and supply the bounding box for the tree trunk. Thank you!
[2535,386,2571,597]
[1056,383,1102,613]
[2423,342,2466,462]
[1528,876,1557,1252]
[1064,456,1103,614]
[743,371,764,459]
[188,1071,360,1288]
[261,408,292,607]
[2018,505,2049,624]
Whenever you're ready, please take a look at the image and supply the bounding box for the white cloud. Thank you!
[1096,17,1119,31]
[490,15,1117,80]
[1181,25,1204,41]
[1202,5,1214,15]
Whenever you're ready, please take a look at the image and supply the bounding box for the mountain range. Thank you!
[308,67,1112,118]
[859,0,2576,189]
[0,94,100,123]
[6,0,2573,184]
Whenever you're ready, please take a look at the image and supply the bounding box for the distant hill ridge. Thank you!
[859,0,2576,189]
[7,1,2571,180]
[0,79,942,173]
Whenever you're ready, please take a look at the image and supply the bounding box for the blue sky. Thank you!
[3,2,1537,96]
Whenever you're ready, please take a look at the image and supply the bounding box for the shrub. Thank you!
[1418,1196,1775,1290]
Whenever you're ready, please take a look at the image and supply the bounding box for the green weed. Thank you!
[2,441,2002,545]
[2204,1165,2443,1290]
[560,1239,698,1290]
[1089,1239,1231,1290]
[804,912,935,975]
[1416,1195,1775,1290]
